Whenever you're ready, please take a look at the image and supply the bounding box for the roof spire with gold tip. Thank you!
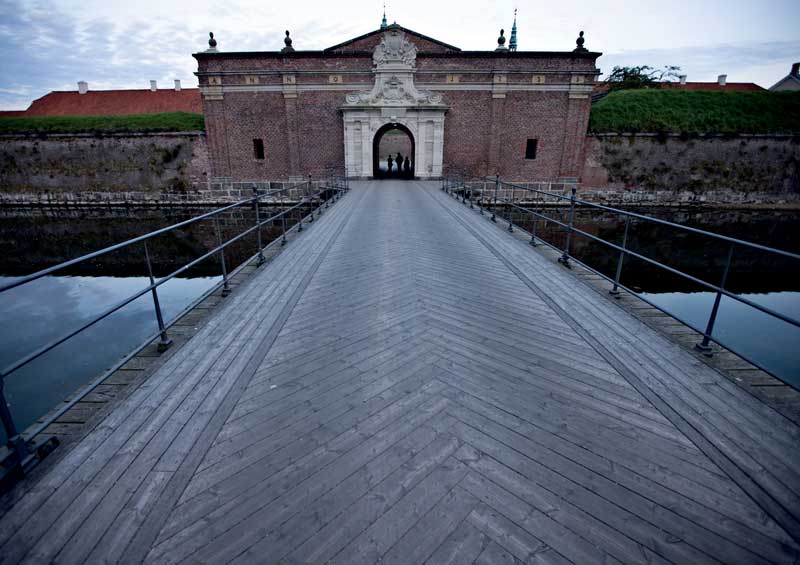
[509,9,518,51]
[380,3,388,29]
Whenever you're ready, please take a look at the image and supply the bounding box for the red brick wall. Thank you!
[196,43,599,182]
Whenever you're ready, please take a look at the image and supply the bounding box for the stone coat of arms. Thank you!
[344,30,445,108]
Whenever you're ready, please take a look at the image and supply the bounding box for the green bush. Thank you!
[589,90,800,134]
[0,112,205,134]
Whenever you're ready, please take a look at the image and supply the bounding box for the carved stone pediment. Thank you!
[345,74,443,107]
[372,30,418,68]
[344,31,445,109]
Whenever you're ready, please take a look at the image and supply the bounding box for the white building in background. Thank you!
[770,63,800,92]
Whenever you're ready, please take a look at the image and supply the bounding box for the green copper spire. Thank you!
[509,9,518,51]
[381,4,388,29]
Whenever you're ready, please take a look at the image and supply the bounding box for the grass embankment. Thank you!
[0,112,205,134]
[589,90,800,134]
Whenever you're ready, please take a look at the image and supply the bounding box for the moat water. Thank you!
[0,203,798,442]
[0,204,301,443]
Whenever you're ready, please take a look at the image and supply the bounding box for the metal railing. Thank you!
[0,173,348,479]
[442,175,800,386]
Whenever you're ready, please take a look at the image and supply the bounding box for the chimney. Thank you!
[174,79,181,91]
[78,81,88,94]
[150,80,157,91]
[717,74,727,86]
[792,63,800,78]
[679,75,687,85]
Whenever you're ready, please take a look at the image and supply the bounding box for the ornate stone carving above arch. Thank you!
[341,30,447,179]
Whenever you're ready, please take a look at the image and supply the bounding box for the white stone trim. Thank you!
[202,83,593,95]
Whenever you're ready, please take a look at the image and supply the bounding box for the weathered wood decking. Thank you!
[1,180,799,564]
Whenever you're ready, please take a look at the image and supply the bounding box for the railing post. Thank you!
[696,242,735,356]
[558,186,577,267]
[478,183,484,215]
[281,212,287,246]
[529,200,539,246]
[215,217,231,296]
[491,174,499,222]
[507,183,514,232]
[609,216,631,296]
[143,241,173,352]
[253,187,265,266]
[0,377,30,470]
[308,175,315,222]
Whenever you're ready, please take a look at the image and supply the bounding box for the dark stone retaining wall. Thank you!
[0,132,212,204]
[2,131,799,207]
[579,133,800,206]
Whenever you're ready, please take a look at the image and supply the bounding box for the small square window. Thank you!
[253,138,265,160]
[525,139,538,160]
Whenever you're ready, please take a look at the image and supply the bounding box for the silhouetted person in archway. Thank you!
[403,156,411,178]
[396,152,403,176]
[387,156,394,177]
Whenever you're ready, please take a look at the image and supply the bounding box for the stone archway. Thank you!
[341,30,447,179]
[372,123,415,178]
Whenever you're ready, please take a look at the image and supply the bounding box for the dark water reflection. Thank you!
[496,204,800,386]
[1,204,799,443]
[0,204,308,442]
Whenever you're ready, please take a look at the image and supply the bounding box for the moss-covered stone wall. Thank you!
[0,132,210,204]
[581,134,800,206]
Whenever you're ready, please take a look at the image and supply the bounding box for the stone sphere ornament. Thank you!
[496,29,507,51]
[574,30,588,52]
[282,30,295,52]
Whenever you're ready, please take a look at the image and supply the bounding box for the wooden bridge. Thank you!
[1,181,799,563]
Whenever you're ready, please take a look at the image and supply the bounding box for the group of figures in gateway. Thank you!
[383,152,413,179]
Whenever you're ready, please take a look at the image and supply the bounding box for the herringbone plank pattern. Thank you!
[1,181,798,564]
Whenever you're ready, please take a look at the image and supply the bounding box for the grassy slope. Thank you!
[0,112,205,134]
[589,90,800,134]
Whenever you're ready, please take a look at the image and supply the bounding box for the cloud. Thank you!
[601,41,800,87]
[0,0,798,110]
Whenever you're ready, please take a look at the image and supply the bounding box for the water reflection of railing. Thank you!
[0,173,349,480]
[443,175,800,385]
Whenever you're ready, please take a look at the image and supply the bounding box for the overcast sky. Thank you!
[1,0,798,110]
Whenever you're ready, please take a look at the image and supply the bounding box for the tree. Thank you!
[605,65,682,91]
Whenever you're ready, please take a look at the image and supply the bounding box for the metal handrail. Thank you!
[484,177,800,261]
[0,174,348,476]
[444,175,800,385]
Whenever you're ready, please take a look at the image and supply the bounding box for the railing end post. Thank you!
[695,341,714,357]
[157,336,174,353]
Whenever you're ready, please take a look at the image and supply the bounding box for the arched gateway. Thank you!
[342,30,446,179]
[372,123,414,178]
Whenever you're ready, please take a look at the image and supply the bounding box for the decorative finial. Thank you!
[574,30,587,53]
[509,9,518,52]
[282,30,295,53]
[207,32,218,51]
[381,3,388,29]
[496,28,507,51]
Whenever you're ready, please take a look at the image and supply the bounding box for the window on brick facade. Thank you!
[525,139,538,160]
[253,138,265,160]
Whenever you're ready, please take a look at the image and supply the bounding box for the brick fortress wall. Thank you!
[195,30,599,182]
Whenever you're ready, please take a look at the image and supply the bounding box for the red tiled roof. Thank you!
[0,110,26,118]
[24,89,203,116]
